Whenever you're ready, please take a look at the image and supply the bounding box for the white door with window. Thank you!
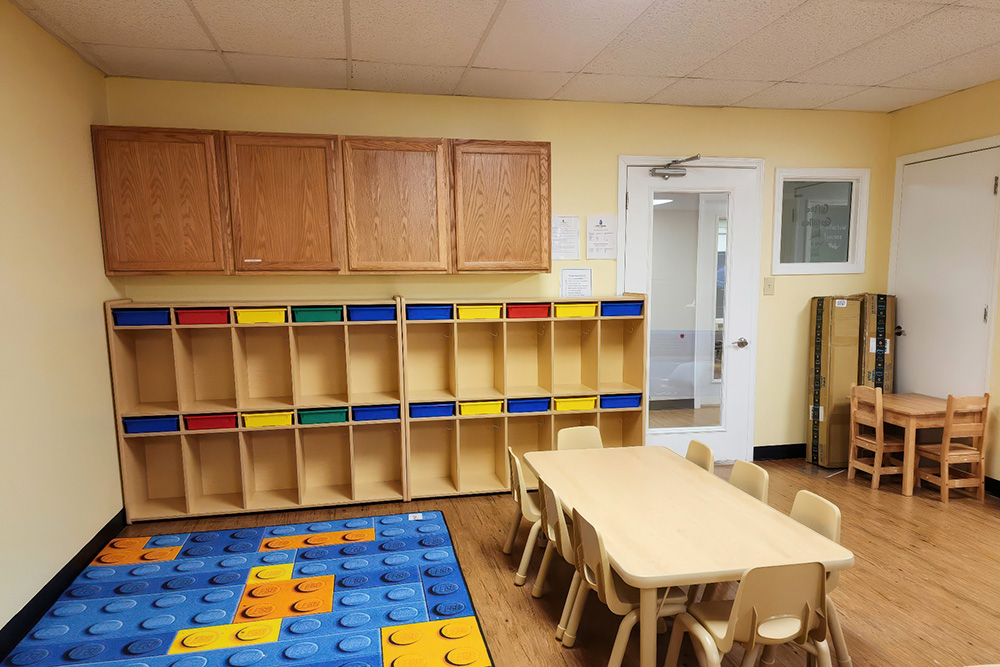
[619,158,762,461]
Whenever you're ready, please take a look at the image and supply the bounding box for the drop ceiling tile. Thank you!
[455,68,574,99]
[474,0,653,72]
[692,0,936,82]
[884,42,1000,90]
[585,0,805,77]
[30,0,212,49]
[88,45,233,82]
[552,73,676,103]
[191,0,345,59]
[735,81,867,108]
[226,54,347,89]
[351,0,500,67]
[955,0,1000,8]
[820,86,947,110]
[351,62,466,95]
[792,5,1000,85]
[647,78,775,106]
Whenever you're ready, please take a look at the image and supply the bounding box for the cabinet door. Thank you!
[342,137,451,272]
[227,133,345,273]
[92,127,229,274]
[454,140,551,272]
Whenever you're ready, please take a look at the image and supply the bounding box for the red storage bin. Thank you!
[507,303,550,318]
[176,308,230,325]
[185,413,238,430]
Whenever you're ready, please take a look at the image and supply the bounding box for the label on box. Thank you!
[869,337,890,354]
[810,405,824,422]
[835,299,847,307]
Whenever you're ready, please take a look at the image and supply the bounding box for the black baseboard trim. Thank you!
[0,509,125,661]
[986,476,1000,499]
[754,443,806,461]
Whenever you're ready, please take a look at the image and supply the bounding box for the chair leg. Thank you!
[826,596,852,667]
[759,645,776,666]
[663,614,688,667]
[556,571,581,641]
[502,509,521,555]
[531,540,556,597]
[940,460,950,503]
[607,609,638,667]
[978,458,987,502]
[810,640,834,667]
[847,435,857,481]
[871,445,882,490]
[561,585,590,648]
[740,644,764,667]
[514,520,541,586]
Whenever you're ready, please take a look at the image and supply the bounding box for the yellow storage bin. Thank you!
[235,308,287,324]
[555,303,598,318]
[459,400,503,416]
[243,411,294,428]
[457,305,502,320]
[554,397,597,411]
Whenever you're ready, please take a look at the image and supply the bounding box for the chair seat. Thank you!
[916,443,981,462]
[689,599,808,644]
[524,490,540,519]
[855,432,905,450]
[611,569,688,608]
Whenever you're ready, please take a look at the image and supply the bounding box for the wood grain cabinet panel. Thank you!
[342,137,451,272]
[453,140,551,272]
[226,133,345,273]
[92,127,229,274]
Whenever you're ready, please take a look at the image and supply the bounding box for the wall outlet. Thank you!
[763,276,775,295]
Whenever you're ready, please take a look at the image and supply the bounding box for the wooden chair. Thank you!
[534,480,583,643]
[848,384,905,489]
[503,447,542,586]
[915,393,990,503]
[687,440,715,473]
[557,425,604,450]
[728,460,769,502]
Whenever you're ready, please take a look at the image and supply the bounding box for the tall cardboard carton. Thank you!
[858,293,896,394]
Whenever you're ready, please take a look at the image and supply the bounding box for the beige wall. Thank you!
[0,2,122,627]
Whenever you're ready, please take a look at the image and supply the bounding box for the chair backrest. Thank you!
[790,490,841,589]
[729,460,769,502]
[941,393,990,457]
[719,562,827,652]
[571,509,633,615]
[557,425,604,451]
[686,440,714,473]
[538,479,573,560]
[850,384,883,443]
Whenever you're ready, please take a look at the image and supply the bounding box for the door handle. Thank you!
[895,325,906,337]
[731,337,749,348]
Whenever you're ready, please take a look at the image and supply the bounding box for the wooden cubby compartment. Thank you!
[506,414,553,488]
[456,322,505,400]
[405,322,456,402]
[554,412,600,448]
[347,324,400,404]
[408,420,459,497]
[352,423,405,501]
[599,319,644,393]
[183,432,244,514]
[458,418,507,493]
[241,430,299,509]
[112,330,178,414]
[552,320,599,396]
[505,321,552,397]
[299,426,352,506]
[599,411,644,448]
[175,329,237,412]
[234,327,294,409]
[293,327,348,407]
[124,437,186,518]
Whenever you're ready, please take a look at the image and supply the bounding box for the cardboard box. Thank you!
[857,293,896,394]
[808,296,863,468]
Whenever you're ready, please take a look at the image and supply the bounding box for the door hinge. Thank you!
[994,176,997,195]
[625,191,629,210]
[985,305,989,323]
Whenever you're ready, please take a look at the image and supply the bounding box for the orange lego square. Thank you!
[382,617,491,667]
[235,575,335,622]
[257,528,375,551]
[91,537,180,565]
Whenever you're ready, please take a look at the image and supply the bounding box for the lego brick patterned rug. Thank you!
[5,511,493,667]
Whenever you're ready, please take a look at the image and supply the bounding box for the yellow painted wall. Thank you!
[0,3,121,627]
[105,78,895,452]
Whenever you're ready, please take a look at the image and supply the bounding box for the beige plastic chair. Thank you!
[533,479,583,643]
[664,562,833,667]
[687,440,715,473]
[728,460,769,502]
[503,447,542,586]
[915,393,990,503]
[848,384,905,489]
[557,424,604,450]
[563,509,687,665]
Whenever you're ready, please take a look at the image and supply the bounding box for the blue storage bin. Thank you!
[352,405,400,421]
[409,402,456,418]
[406,304,453,320]
[600,394,642,409]
[347,305,397,321]
[122,416,179,434]
[601,301,643,317]
[507,397,550,413]
[112,308,171,326]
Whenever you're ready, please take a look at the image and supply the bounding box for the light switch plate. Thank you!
[763,277,775,295]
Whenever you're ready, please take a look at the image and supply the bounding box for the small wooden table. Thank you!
[880,393,949,496]
[524,447,854,667]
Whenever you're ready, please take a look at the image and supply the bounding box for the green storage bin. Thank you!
[299,407,349,425]
[292,306,344,323]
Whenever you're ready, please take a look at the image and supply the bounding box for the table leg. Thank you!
[902,417,916,496]
[640,587,656,667]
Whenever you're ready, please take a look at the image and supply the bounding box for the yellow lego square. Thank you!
[246,563,294,584]
[168,619,282,654]
[381,617,491,667]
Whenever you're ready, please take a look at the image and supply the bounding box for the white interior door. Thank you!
[892,148,1000,396]
[621,159,761,461]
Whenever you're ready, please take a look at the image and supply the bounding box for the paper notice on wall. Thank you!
[586,214,617,259]
[552,215,580,260]
[560,269,592,298]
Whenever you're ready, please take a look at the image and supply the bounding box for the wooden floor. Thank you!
[120,459,1000,667]
[648,406,721,429]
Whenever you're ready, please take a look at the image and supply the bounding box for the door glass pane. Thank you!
[648,193,728,429]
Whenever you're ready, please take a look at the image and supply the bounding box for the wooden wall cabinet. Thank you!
[342,137,451,272]
[453,140,551,272]
[226,133,345,273]
[92,127,230,274]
